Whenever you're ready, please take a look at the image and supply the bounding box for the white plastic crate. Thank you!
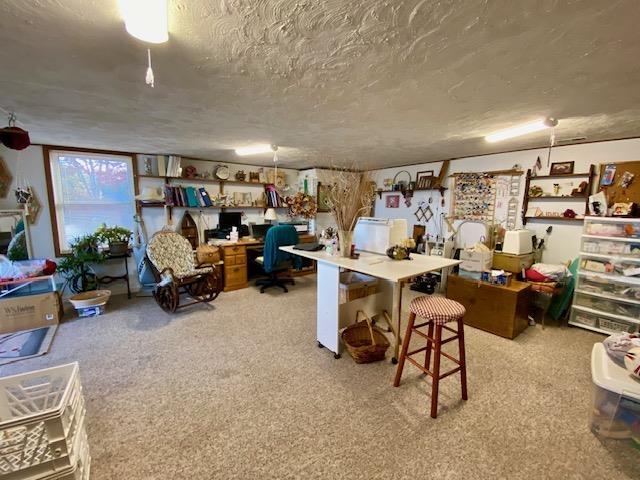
[48,426,90,480]
[0,363,88,480]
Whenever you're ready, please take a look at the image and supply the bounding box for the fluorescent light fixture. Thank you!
[235,144,276,156]
[119,0,169,44]
[485,118,558,143]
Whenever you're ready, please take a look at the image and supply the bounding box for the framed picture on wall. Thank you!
[549,161,574,175]
[386,194,400,208]
[416,170,434,189]
[317,182,331,212]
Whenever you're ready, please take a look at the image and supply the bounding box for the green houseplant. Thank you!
[96,224,132,255]
[57,234,105,293]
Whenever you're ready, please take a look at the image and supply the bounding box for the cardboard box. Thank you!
[492,252,534,273]
[0,292,60,334]
[459,250,493,272]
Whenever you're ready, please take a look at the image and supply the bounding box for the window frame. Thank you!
[43,145,138,256]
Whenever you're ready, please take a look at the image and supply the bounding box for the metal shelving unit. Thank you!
[569,216,640,334]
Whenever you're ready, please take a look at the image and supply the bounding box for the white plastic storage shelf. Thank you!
[0,362,90,480]
[591,343,640,446]
[570,217,640,335]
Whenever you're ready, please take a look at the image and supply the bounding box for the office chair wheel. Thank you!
[333,353,341,359]
[317,341,324,348]
[391,357,398,364]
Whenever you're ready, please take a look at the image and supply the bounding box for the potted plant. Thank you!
[96,224,132,255]
[57,234,105,293]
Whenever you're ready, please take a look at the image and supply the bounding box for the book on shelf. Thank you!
[264,184,282,207]
[157,155,166,176]
[185,187,199,207]
[164,185,174,206]
[199,187,213,207]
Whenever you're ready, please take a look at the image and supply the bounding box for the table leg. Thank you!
[124,256,131,299]
[391,280,404,364]
[316,261,341,359]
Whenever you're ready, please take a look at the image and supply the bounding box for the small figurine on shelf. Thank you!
[184,165,197,178]
[235,170,246,182]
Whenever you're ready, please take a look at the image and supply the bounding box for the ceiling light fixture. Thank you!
[235,144,277,156]
[485,117,558,143]
[118,0,169,44]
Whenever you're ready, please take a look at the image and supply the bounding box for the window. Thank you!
[46,148,135,255]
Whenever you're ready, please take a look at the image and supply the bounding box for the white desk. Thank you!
[280,246,460,361]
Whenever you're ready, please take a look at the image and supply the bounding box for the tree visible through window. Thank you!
[48,150,135,254]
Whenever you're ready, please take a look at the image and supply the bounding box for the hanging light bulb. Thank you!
[145,49,155,88]
[118,0,168,87]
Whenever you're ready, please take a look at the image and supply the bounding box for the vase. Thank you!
[338,230,353,257]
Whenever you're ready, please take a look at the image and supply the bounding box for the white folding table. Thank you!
[280,246,460,361]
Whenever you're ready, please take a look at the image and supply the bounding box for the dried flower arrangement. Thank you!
[286,192,317,219]
[323,168,376,256]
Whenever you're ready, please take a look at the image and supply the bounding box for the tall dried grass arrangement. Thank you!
[324,168,376,232]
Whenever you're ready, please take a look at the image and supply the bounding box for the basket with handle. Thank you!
[341,310,390,363]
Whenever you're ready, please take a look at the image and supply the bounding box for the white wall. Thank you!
[3,137,639,288]
[371,138,640,264]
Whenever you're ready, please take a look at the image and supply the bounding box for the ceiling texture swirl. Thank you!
[1,0,639,168]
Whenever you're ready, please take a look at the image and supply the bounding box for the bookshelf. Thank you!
[134,174,286,214]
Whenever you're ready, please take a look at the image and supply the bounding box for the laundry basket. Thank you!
[0,363,89,480]
[341,310,390,363]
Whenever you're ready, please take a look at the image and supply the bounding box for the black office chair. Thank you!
[254,225,300,293]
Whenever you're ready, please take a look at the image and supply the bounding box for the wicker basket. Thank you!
[341,310,390,363]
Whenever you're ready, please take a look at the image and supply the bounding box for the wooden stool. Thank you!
[393,296,468,418]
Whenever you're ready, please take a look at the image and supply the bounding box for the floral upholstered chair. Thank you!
[146,231,221,312]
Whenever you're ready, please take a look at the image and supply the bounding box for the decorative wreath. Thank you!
[286,192,317,219]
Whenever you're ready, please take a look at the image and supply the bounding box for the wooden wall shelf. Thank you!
[525,216,584,222]
[135,174,269,187]
[521,164,595,226]
[527,195,588,200]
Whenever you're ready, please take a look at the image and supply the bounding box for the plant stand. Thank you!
[96,252,131,299]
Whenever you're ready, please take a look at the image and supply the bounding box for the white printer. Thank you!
[353,218,408,254]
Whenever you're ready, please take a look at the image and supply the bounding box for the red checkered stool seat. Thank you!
[409,296,466,325]
[394,295,468,418]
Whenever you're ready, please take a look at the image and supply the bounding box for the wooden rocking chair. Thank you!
[146,231,221,313]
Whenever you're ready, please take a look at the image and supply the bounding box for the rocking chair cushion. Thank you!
[147,231,198,280]
[176,266,213,279]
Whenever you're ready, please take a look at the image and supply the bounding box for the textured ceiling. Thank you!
[1,0,639,169]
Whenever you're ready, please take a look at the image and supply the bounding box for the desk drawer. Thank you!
[225,255,236,266]
[223,245,246,256]
[235,254,247,265]
[225,265,247,286]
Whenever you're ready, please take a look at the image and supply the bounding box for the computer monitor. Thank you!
[219,212,242,231]
[250,223,273,240]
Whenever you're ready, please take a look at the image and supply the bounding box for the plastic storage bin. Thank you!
[0,363,89,480]
[339,272,378,304]
[591,343,640,447]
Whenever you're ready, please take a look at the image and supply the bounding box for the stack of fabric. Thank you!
[524,263,572,293]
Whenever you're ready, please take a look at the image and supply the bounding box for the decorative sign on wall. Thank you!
[451,173,496,221]
[386,194,400,208]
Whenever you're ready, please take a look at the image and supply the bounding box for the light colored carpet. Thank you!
[0,276,637,479]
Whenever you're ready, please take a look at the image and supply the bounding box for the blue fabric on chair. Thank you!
[262,225,301,273]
